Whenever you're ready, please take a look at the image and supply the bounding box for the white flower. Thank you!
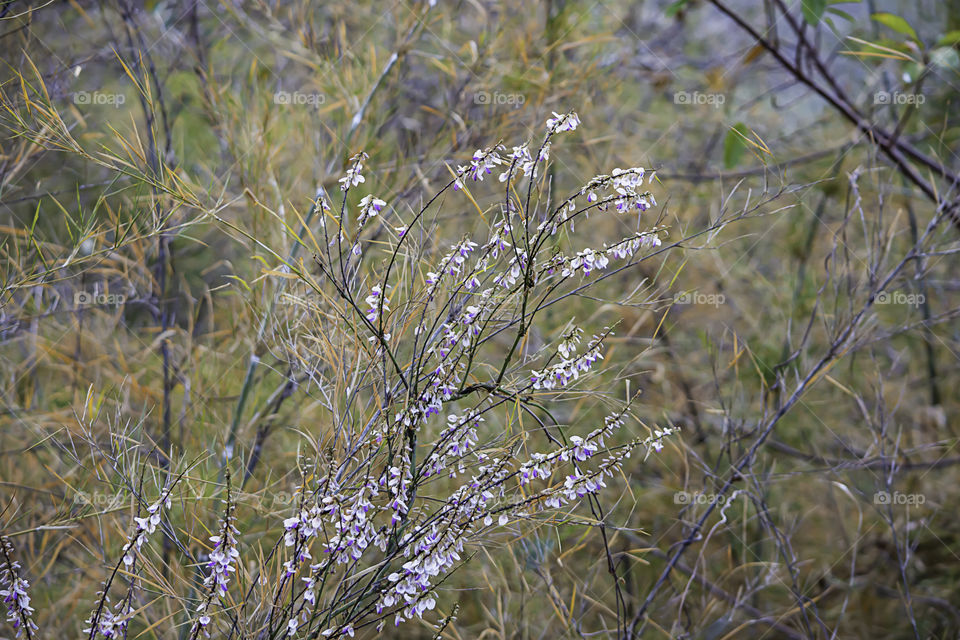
[365,284,390,323]
[357,194,386,228]
[1,539,38,640]
[338,153,368,191]
[457,147,503,188]
[546,111,580,133]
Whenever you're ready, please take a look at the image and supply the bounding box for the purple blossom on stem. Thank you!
[191,472,240,639]
[1,538,37,639]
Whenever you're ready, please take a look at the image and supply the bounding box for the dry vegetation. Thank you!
[1,1,959,638]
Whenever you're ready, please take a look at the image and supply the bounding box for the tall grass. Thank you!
[2,1,960,638]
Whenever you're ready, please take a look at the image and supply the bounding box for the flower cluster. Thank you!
[424,411,482,478]
[519,412,626,486]
[192,486,240,638]
[540,451,623,508]
[384,451,415,528]
[84,489,173,639]
[480,219,514,262]
[425,239,479,292]
[338,152,367,190]
[561,248,610,277]
[373,455,511,629]
[557,327,583,359]
[89,109,675,639]
[603,167,656,213]
[499,144,537,182]
[605,230,663,258]
[124,496,170,566]
[546,111,581,134]
[83,595,132,639]
[280,471,396,635]
[364,284,389,323]
[539,229,663,281]
[492,250,527,288]
[530,334,606,390]
[357,194,386,228]
[367,406,674,631]
[454,147,503,189]
[264,110,673,637]
[520,419,675,512]
[1,538,37,639]
[547,167,654,230]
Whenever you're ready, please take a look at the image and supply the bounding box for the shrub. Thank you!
[17,111,676,639]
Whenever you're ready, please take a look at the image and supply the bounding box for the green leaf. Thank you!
[826,7,857,23]
[871,12,918,41]
[802,0,828,26]
[665,0,691,18]
[723,123,750,169]
[937,30,960,47]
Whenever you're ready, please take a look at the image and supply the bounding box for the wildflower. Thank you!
[85,489,173,639]
[499,144,536,182]
[492,252,526,288]
[1,538,37,639]
[123,496,170,567]
[648,428,672,453]
[604,230,663,260]
[314,193,332,228]
[338,153,368,191]
[546,111,580,134]
[83,595,131,639]
[98,111,675,638]
[364,284,390,323]
[456,147,503,189]
[559,248,609,278]
[538,142,551,164]
[357,194,386,228]
[558,327,583,359]
[531,335,606,390]
[191,475,240,638]
[316,193,331,212]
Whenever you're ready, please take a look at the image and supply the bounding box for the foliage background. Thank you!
[1,0,959,637]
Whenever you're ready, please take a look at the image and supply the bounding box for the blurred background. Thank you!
[1,0,959,637]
